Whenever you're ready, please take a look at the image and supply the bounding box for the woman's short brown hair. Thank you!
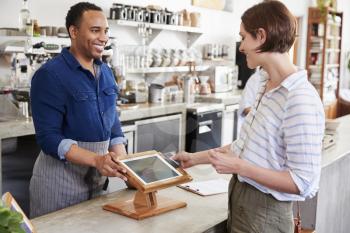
[241,1,297,53]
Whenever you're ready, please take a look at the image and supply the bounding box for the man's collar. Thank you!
[62,47,102,69]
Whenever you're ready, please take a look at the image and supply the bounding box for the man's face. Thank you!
[71,10,109,60]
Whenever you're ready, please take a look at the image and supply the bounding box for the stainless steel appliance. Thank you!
[207,66,235,93]
[186,103,224,152]
[236,41,256,89]
[135,114,182,154]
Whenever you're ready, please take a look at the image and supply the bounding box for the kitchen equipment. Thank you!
[207,66,235,93]
[126,5,136,21]
[149,83,164,103]
[236,41,256,89]
[190,12,201,27]
[143,10,151,22]
[150,10,161,23]
[115,4,128,20]
[160,10,168,24]
[135,7,144,22]
[186,103,224,152]
[182,10,191,26]
[183,62,197,103]
[199,76,211,95]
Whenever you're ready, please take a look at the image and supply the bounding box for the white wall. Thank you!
[0,0,307,51]
[5,0,346,78]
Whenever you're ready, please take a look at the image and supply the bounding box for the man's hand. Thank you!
[94,152,127,180]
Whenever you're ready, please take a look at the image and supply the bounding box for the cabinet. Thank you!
[306,7,343,119]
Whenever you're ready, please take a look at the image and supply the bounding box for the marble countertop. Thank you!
[195,89,242,105]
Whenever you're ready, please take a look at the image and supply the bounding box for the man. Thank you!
[30,2,127,217]
[237,69,261,135]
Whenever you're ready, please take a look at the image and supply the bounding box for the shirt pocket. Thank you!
[101,86,118,130]
[72,91,98,123]
[73,91,97,102]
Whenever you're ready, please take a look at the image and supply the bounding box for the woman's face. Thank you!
[238,23,263,69]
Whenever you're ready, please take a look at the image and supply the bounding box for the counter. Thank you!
[31,165,230,233]
[195,90,242,106]
[30,115,350,233]
[118,102,186,122]
[0,103,187,194]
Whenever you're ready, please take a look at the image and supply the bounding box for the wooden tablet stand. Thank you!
[103,151,192,220]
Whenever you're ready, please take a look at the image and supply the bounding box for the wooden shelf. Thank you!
[326,48,341,53]
[108,19,203,47]
[327,36,341,40]
[326,64,340,68]
[306,7,343,119]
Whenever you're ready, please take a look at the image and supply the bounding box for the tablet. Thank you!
[121,153,182,185]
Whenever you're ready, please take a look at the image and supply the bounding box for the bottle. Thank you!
[19,0,31,32]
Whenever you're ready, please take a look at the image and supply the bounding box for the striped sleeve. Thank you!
[282,92,325,198]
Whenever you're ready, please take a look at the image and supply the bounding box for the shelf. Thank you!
[327,36,341,40]
[0,35,70,43]
[126,65,209,74]
[326,49,341,53]
[327,21,341,27]
[108,19,203,47]
[326,64,340,68]
[309,65,322,69]
[310,49,323,53]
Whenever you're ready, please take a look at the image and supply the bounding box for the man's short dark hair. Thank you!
[65,2,103,37]
[241,0,297,53]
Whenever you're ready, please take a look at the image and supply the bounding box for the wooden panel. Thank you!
[103,193,187,220]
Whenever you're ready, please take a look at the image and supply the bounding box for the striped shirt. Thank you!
[231,69,325,201]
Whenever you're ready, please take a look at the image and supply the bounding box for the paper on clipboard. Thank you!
[177,179,229,196]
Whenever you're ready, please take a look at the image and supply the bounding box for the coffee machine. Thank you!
[235,41,256,89]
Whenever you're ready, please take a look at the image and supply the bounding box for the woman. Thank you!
[173,1,325,232]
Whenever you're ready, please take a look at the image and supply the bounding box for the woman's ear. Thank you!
[256,28,266,45]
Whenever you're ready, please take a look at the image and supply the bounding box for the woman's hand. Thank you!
[171,151,195,168]
[94,152,127,181]
[208,147,245,174]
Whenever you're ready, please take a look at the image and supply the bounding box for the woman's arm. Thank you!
[172,144,232,168]
[209,148,299,194]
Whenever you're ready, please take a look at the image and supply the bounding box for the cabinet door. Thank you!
[135,114,182,154]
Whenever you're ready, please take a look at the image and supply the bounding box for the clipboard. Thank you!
[177,179,229,196]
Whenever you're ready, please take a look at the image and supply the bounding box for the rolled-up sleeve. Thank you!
[283,95,325,199]
[31,67,67,160]
[109,107,126,147]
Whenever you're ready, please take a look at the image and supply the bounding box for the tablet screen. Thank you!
[122,154,182,185]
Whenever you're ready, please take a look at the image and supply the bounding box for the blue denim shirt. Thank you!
[30,47,125,161]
